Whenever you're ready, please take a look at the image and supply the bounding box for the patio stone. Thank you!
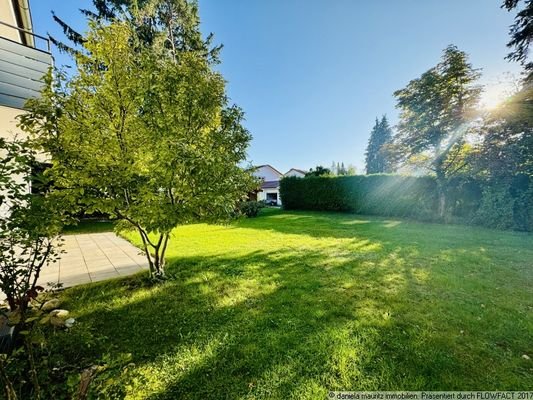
[37,233,148,289]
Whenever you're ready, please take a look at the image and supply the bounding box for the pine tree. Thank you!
[50,0,221,63]
[365,115,393,174]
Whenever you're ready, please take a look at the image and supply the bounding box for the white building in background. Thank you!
[283,168,306,178]
[252,165,306,206]
[0,0,52,217]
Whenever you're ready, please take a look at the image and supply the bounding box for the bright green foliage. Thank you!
[365,115,394,174]
[0,138,66,311]
[0,138,69,400]
[23,209,533,398]
[21,16,253,278]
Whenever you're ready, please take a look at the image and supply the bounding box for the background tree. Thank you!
[305,166,331,177]
[50,0,221,63]
[475,83,533,180]
[365,115,394,174]
[393,45,482,217]
[330,161,337,175]
[502,0,533,80]
[21,5,253,279]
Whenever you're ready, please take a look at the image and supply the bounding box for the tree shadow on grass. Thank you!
[54,236,532,399]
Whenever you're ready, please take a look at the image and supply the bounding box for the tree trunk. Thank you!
[435,167,447,220]
[137,229,169,279]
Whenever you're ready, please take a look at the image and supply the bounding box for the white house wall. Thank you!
[253,165,282,182]
[257,188,282,205]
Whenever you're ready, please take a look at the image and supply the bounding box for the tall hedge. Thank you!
[279,174,532,231]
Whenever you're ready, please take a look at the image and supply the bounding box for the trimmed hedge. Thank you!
[280,174,532,231]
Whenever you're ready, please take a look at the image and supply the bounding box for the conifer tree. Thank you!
[365,115,393,174]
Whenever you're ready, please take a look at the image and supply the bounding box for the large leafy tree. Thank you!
[393,45,482,217]
[365,115,394,174]
[21,4,253,278]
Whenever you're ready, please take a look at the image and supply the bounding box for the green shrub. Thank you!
[280,174,532,231]
[472,185,515,230]
[280,175,438,220]
[238,201,264,218]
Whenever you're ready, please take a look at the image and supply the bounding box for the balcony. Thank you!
[0,21,52,110]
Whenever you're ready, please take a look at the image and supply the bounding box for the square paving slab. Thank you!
[38,232,148,288]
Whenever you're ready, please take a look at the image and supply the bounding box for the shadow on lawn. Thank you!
[55,244,510,400]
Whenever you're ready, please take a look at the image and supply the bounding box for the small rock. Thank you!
[481,304,485,308]
[64,318,75,328]
[42,299,62,311]
[49,309,69,319]
[522,354,530,360]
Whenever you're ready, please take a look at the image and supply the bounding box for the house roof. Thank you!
[285,168,307,175]
[254,164,283,176]
[261,180,279,189]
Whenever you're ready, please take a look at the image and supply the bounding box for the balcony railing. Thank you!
[0,21,52,110]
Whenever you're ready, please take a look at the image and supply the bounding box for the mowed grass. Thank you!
[53,209,533,399]
[62,219,115,235]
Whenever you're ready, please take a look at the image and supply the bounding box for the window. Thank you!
[266,193,278,202]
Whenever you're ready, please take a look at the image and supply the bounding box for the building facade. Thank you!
[252,165,306,206]
[0,0,52,216]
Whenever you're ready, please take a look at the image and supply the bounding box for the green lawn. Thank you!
[50,209,532,399]
[62,219,115,235]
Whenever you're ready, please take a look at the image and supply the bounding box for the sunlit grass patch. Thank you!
[50,209,533,398]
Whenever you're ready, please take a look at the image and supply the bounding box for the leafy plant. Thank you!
[20,8,254,279]
[238,201,264,218]
[0,138,67,313]
[393,45,482,218]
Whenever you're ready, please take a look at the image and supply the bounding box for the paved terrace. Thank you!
[38,232,148,288]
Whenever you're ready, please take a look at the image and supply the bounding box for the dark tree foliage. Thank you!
[49,0,222,63]
[280,175,531,231]
[365,115,394,174]
[502,0,533,78]
[305,166,331,177]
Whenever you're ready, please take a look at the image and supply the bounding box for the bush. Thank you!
[238,201,264,218]
[280,174,532,231]
[280,175,438,220]
[472,185,515,230]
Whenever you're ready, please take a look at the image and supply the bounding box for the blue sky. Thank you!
[30,0,522,173]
